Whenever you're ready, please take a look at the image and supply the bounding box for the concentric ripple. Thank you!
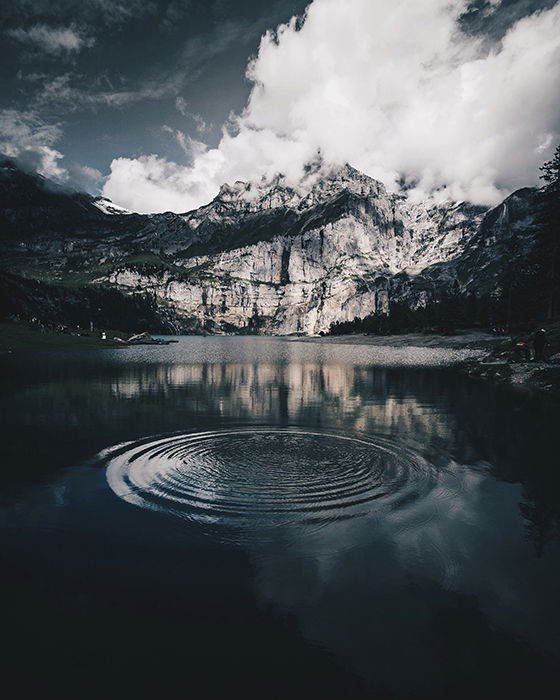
[104,428,439,536]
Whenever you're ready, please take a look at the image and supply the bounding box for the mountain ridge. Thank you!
[0,157,540,334]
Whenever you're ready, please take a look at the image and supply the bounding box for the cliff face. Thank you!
[104,165,491,334]
[0,158,539,334]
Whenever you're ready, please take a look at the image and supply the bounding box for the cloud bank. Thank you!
[102,0,560,213]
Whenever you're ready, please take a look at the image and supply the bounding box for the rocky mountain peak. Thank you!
[0,157,542,337]
[209,162,387,218]
[215,175,299,212]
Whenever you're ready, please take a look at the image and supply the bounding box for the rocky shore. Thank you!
[460,345,560,394]
[300,331,560,395]
[462,359,560,395]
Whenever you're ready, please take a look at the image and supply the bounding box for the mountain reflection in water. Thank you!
[1,337,559,699]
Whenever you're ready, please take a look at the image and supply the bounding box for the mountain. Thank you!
[0,157,542,334]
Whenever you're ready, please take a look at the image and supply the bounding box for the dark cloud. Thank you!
[460,0,558,38]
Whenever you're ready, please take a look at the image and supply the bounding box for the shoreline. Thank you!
[291,330,503,350]
[0,322,129,352]
[3,323,559,395]
[460,357,560,396]
[292,332,560,395]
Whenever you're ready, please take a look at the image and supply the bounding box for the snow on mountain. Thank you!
[0,159,539,334]
[92,198,133,216]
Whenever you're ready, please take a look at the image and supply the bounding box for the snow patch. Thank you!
[93,198,133,216]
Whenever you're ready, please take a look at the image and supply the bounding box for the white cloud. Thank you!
[20,145,67,180]
[104,0,560,212]
[162,125,208,163]
[0,108,104,190]
[175,96,211,134]
[65,162,104,191]
[103,154,225,214]
[0,109,66,179]
[7,24,95,54]
[32,72,179,111]
[191,112,210,135]
[175,96,189,117]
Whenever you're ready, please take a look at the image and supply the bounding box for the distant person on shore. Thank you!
[514,340,531,362]
[533,329,548,361]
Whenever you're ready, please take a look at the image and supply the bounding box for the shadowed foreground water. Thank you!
[1,336,560,699]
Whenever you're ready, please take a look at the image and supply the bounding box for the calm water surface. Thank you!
[1,337,560,699]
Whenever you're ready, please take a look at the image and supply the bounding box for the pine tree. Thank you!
[540,144,560,192]
[536,144,560,319]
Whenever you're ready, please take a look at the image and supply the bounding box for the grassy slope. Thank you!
[0,322,129,352]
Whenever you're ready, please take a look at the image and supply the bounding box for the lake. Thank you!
[1,336,560,699]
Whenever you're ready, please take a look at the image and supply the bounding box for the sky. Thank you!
[1,0,559,212]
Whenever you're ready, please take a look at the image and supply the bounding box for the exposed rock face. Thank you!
[0,158,540,334]
[104,165,491,334]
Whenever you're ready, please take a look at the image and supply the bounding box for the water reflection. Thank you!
[1,338,560,698]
